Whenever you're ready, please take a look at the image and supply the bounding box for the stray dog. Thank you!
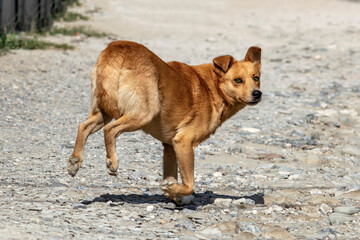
[68,41,262,204]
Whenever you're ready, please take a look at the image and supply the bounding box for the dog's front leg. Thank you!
[162,143,178,181]
[161,135,195,205]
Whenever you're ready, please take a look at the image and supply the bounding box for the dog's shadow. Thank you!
[81,190,264,210]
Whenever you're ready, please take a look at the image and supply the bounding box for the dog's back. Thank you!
[91,41,163,121]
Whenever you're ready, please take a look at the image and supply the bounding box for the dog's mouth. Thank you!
[247,98,262,106]
[237,97,262,106]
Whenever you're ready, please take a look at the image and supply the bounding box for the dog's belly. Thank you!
[141,117,175,144]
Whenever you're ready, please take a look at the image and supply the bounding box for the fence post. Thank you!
[0,0,17,33]
[37,0,53,31]
[17,0,38,32]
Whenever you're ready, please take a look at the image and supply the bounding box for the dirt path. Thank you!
[1,0,360,239]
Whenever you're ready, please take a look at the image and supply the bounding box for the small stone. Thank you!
[328,212,357,224]
[205,37,217,43]
[233,198,255,205]
[229,211,238,217]
[310,189,324,195]
[320,203,333,215]
[233,198,246,205]
[215,222,238,234]
[175,219,196,231]
[272,205,283,212]
[212,198,232,206]
[333,122,341,128]
[264,226,296,240]
[213,172,222,177]
[264,207,273,215]
[200,227,221,235]
[71,203,87,209]
[301,205,321,218]
[241,127,260,133]
[334,206,358,215]
[302,154,327,166]
[146,205,155,211]
[240,224,261,235]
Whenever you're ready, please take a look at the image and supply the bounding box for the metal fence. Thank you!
[0,0,76,34]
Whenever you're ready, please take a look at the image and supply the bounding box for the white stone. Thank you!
[272,205,283,212]
[233,198,246,205]
[320,203,333,215]
[213,198,232,206]
[241,127,261,133]
[213,172,222,177]
[310,189,324,195]
[146,205,155,211]
[200,227,221,235]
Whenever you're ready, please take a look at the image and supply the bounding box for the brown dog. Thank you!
[68,41,262,204]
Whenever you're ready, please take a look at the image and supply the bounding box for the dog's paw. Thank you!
[68,156,81,177]
[160,177,177,191]
[106,158,118,176]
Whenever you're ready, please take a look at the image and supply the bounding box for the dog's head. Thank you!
[213,46,262,106]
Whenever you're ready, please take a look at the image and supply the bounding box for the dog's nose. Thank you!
[252,90,262,100]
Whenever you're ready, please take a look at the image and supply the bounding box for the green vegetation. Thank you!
[0,33,74,56]
[0,0,106,56]
[68,0,82,7]
[63,12,89,22]
[49,26,107,38]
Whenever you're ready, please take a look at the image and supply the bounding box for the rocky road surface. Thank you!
[1,0,360,239]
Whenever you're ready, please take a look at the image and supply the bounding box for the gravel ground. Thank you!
[1,0,360,239]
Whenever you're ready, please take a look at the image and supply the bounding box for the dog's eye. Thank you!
[234,78,243,84]
[254,76,260,82]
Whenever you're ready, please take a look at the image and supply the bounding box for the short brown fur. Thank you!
[68,41,262,204]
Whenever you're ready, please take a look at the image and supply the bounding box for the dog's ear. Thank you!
[213,55,235,74]
[245,46,261,64]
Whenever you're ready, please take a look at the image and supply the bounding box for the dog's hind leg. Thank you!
[68,111,111,177]
[103,114,152,176]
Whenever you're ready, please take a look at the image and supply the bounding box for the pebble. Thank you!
[333,122,341,128]
[212,198,232,206]
[319,203,333,215]
[233,198,255,205]
[213,172,222,177]
[302,154,326,166]
[264,226,295,240]
[215,222,238,234]
[146,205,155,212]
[327,212,357,225]
[333,206,358,215]
[240,224,261,235]
[71,203,87,209]
[200,227,221,235]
